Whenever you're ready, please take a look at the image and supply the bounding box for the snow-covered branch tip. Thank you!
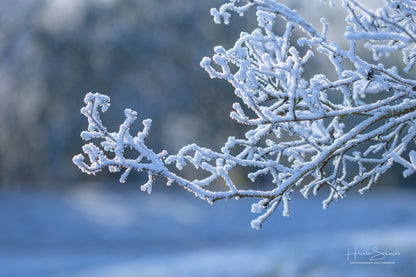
[74,0,416,229]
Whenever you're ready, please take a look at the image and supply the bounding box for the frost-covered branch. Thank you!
[74,0,416,229]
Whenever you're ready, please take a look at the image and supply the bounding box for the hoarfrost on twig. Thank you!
[74,0,416,229]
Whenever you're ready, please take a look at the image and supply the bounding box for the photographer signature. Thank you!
[345,247,400,261]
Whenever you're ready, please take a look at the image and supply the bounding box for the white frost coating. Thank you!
[282,194,290,217]
[74,0,416,229]
[141,174,154,194]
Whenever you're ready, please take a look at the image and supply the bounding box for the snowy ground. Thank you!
[0,185,415,276]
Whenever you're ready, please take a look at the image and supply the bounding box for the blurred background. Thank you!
[0,0,415,276]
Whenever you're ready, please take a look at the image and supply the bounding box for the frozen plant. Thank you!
[74,0,416,229]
